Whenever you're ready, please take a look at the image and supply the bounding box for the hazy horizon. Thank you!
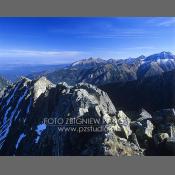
[0,51,175,66]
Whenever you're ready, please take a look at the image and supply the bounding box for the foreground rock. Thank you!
[153,133,169,146]
[135,120,154,139]
[117,111,132,139]
[0,77,142,156]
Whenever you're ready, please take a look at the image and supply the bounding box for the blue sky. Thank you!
[0,17,174,65]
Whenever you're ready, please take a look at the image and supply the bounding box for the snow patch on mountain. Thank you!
[15,133,26,150]
[35,123,47,143]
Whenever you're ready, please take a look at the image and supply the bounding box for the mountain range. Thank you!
[36,51,175,86]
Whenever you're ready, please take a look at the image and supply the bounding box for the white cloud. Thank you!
[79,29,159,39]
[147,17,175,27]
[0,49,82,58]
[158,18,175,27]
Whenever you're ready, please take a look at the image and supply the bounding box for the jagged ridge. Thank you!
[0,77,142,156]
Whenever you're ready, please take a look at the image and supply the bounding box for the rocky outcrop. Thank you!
[0,76,9,91]
[153,133,169,146]
[0,77,142,156]
[135,120,154,140]
[117,111,132,139]
[150,108,175,155]
[136,108,175,155]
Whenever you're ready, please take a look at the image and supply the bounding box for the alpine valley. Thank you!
[1,51,175,156]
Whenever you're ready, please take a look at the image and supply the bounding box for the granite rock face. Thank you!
[0,77,142,156]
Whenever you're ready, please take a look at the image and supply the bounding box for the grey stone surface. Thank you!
[0,77,141,156]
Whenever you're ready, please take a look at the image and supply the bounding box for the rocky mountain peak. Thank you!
[19,76,31,82]
[0,77,142,156]
[137,55,146,60]
[33,76,55,100]
[145,51,175,61]
[160,51,173,57]
[107,58,117,64]
[71,57,106,68]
